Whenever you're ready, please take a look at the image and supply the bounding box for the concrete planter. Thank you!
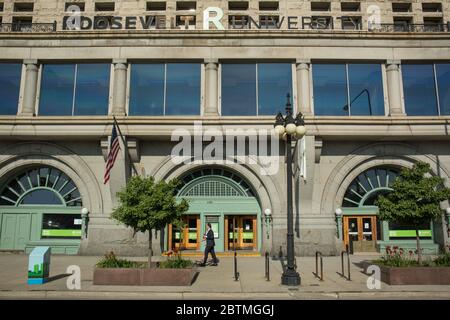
[93,268,197,286]
[377,265,450,285]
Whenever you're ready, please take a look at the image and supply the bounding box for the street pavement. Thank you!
[0,252,449,300]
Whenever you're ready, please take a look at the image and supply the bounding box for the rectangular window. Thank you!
[176,15,196,29]
[402,64,438,116]
[341,2,360,12]
[39,63,110,116]
[13,2,34,12]
[259,1,279,11]
[41,214,82,239]
[311,2,331,11]
[229,15,249,29]
[221,63,292,116]
[0,3,4,11]
[176,1,196,11]
[0,63,21,115]
[312,63,385,116]
[95,2,115,11]
[393,17,413,31]
[403,63,450,116]
[392,2,412,12]
[423,17,444,31]
[436,64,450,115]
[129,63,200,116]
[228,1,249,10]
[341,16,362,30]
[65,2,85,11]
[422,3,442,12]
[259,15,279,29]
[12,16,32,31]
[146,1,166,11]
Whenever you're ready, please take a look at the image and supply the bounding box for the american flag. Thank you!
[103,123,121,184]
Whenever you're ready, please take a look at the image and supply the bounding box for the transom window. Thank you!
[342,167,400,207]
[221,63,292,116]
[178,168,256,197]
[0,167,82,207]
[39,63,110,116]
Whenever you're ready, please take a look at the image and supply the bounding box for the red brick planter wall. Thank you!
[93,268,197,286]
[378,266,450,285]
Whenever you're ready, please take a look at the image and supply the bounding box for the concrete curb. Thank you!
[1,290,450,300]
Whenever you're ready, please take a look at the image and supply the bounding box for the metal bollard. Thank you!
[340,250,351,281]
[313,251,324,281]
[265,251,270,281]
[234,251,239,281]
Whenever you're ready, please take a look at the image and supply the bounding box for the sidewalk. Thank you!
[0,252,449,299]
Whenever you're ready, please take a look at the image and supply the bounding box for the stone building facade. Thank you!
[0,0,449,256]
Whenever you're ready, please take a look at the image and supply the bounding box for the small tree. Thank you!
[112,176,189,267]
[376,162,450,264]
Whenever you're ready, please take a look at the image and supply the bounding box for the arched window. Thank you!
[0,167,82,207]
[342,167,400,207]
[177,168,256,198]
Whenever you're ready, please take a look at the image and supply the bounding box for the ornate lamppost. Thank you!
[274,93,306,286]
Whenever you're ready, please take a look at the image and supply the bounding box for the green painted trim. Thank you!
[342,206,379,215]
[178,176,249,197]
[359,187,392,206]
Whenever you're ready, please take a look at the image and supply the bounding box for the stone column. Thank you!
[204,58,219,116]
[386,60,405,116]
[112,59,127,116]
[20,59,39,116]
[296,59,312,115]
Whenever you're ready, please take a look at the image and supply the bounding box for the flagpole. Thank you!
[112,116,139,176]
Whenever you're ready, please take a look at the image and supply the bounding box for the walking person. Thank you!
[200,223,218,266]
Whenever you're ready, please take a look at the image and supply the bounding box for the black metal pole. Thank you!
[281,132,301,286]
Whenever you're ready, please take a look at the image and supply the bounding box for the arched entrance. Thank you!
[340,166,437,254]
[167,168,261,253]
[0,166,83,254]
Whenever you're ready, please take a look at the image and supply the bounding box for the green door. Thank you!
[0,214,31,250]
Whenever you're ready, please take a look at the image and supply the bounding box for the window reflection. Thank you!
[313,64,347,116]
[129,63,200,115]
[221,63,292,116]
[166,63,200,115]
[0,63,21,115]
[39,63,110,116]
[436,64,450,115]
[313,63,384,116]
[402,64,438,116]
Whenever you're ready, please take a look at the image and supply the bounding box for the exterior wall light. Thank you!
[264,208,272,239]
[81,207,89,238]
[335,208,343,240]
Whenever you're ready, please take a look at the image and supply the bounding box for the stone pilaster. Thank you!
[112,59,127,116]
[19,59,39,116]
[386,60,405,116]
[296,59,312,115]
[204,58,219,116]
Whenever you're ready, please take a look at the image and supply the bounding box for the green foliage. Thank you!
[159,253,193,269]
[96,252,147,269]
[374,246,450,267]
[433,252,450,266]
[111,176,189,235]
[376,162,450,226]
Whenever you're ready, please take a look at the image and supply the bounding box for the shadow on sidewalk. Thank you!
[46,273,70,283]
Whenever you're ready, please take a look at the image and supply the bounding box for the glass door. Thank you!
[343,215,378,251]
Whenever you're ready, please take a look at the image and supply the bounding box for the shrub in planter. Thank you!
[159,253,193,269]
[96,252,148,269]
